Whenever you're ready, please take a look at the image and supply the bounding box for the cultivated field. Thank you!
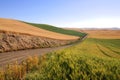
[25,38,120,80]
[81,30,120,39]
[0,18,79,40]
[26,23,86,37]
[66,28,120,39]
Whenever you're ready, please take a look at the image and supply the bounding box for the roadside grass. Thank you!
[25,22,86,37]
[25,38,120,80]
[0,56,39,80]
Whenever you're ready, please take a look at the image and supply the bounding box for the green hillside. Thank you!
[25,22,86,37]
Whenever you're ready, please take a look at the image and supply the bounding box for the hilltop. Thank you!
[0,18,79,40]
[25,22,86,37]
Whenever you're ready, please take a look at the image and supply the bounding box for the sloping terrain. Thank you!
[0,31,77,52]
[0,18,79,40]
[24,29,120,79]
[25,22,86,37]
[25,38,120,80]
[0,18,81,52]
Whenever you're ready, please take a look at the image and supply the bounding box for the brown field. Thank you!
[0,18,79,40]
[65,28,120,39]
[81,30,120,39]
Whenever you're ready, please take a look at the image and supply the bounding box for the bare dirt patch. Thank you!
[0,31,78,53]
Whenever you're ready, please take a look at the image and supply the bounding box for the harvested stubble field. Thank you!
[66,28,120,39]
[81,30,120,39]
[0,18,79,40]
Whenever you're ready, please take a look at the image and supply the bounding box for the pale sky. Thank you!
[56,17,120,28]
[0,0,120,28]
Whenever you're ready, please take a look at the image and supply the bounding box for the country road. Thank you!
[0,45,72,67]
[0,35,87,67]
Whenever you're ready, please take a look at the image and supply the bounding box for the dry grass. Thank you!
[0,18,79,40]
[0,55,39,80]
[65,28,120,39]
[82,30,120,39]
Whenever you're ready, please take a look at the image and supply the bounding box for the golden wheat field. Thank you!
[0,18,79,40]
[65,28,120,39]
[82,30,120,39]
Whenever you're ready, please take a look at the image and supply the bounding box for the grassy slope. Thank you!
[25,22,86,37]
[25,38,120,80]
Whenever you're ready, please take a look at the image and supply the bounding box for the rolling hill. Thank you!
[0,18,79,40]
[25,22,86,37]
[0,18,84,52]
[65,28,120,39]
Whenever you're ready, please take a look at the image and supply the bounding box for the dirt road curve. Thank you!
[0,44,72,67]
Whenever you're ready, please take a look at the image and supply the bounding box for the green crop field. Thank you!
[25,22,86,37]
[25,38,120,80]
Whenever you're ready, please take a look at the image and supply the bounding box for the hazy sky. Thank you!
[0,0,120,28]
